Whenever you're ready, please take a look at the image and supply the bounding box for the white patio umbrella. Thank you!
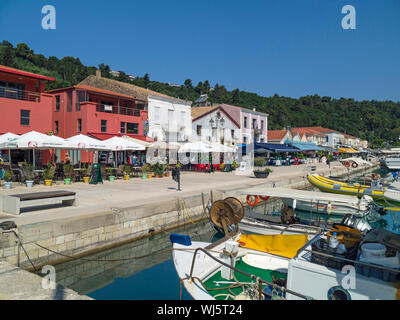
[103,136,145,168]
[0,132,20,165]
[66,134,110,151]
[208,142,236,153]
[178,141,214,153]
[122,135,151,147]
[6,131,71,168]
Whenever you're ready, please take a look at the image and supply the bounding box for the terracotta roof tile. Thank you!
[0,64,55,81]
[268,130,289,140]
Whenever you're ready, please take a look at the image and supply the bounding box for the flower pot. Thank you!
[147,174,152,179]
[142,174,147,180]
[64,178,71,185]
[83,176,90,183]
[165,172,170,177]
[109,176,115,182]
[26,180,34,188]
[124,175,130,180]
[253,171,270,178]
[155,174,159,178]
[45,179,53,186]
[4,181,12,189]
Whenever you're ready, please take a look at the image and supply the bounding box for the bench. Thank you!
[0,191,77,215]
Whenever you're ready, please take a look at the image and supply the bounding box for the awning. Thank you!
[88,132,153,143]
[286,142,325,151]
[254,142,300,153]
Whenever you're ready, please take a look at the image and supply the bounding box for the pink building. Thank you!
[0,65,55,164]
[48,84,149,163]
[205,104,269,144]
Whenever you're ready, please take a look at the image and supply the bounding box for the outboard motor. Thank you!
[341,214,372,234]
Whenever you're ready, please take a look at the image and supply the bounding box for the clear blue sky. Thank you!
[0,0,399,101]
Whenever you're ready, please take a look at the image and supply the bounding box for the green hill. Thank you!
[1,40,399,148]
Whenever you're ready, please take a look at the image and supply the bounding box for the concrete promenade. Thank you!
[0,161,354,226]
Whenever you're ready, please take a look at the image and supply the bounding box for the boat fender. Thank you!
[246,195,259,207]
[259,196,270,201]
[352,162,358,168]
[344,161,351,168]
[170,233,192,246]
[327,202,332,215]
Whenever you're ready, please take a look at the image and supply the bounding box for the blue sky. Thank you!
[0,0,399,101]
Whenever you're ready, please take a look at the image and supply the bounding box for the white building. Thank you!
[191,106,240,147]
[148,95,192,143]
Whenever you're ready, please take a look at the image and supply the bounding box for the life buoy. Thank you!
[344,161,351,168]
[352,162,358,168]
[259,196,270,201]
[246,195,259,207]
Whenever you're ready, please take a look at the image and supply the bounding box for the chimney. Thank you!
[96,69,102,79]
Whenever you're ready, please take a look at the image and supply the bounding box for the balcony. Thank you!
[94,103,142,117]
[0,86,41,102]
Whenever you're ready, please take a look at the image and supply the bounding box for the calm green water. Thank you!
[53,220,217,300]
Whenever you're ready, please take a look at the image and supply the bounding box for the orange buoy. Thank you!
[246,195,259,207]
[344,161,351,168]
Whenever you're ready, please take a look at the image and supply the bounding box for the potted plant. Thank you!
[141,164,151,179]
[123,165,132,180]
[22,161,35,188]
[232,161,238,171]
[253,167,273,178]
[3,170,13,189]
[43,163,55,186]
[81,167,90,183]
[106,168,115,182]
[164,164,170,177]
[63,163,74,185]
[152,162,164,178]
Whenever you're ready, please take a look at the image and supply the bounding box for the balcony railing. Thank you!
[94,103,142,117]
[0,86,41,102]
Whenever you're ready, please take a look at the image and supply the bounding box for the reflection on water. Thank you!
[53,220,216,300]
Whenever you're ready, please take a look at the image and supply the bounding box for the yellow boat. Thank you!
[307,174,394,204]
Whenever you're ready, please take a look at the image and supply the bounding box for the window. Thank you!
[168,109,174,127]
[55,95,60,111]
[261,120,264,130]
[154,107,160,123]
[54,121,59,134]
[20,110,30,126]
[120,122,126,134]
[244,117,247,128]
[77,119,82,132]
[127,123,139,134]
[260,138,264,143]
[196,125,202,136]
[243,136,247,143]
[101,100,114,113]
[76,90,85,111]
[231,129,235,139]
[180,111,186,125]
[66,91,73,112]
[101,120,107,133]
[252,118,256,129]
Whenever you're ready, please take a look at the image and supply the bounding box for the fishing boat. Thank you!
[171,226,400,300]
[384,157,400,171]
[308,174,400,206]
[240,187,374,217]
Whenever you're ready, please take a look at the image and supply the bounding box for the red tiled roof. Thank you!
[0,64,55,81]
[268,130,289,140]
[47,84,136,100]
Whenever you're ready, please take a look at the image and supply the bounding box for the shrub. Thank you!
[123,165,132,175]
[141,164,151,174]
[43,163,55,180]
[63,164,74,179]
[254,157,266,167]
[4,170,13,182]
[22,161,35,181]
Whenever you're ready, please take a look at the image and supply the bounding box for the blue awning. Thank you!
[254,142,300,153]
[286,142,325,151]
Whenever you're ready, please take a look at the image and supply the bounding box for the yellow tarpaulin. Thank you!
[338,147,360,154]
[238,234,308,259]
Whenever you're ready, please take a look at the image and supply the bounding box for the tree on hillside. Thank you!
[203,80,211,93]
[98,63,111,78]
[15,43,34,61]
[184,79,193,89]
[232,88,240,104]
[1,45,14,67]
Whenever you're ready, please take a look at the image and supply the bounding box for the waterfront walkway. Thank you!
[0,161,367,226]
